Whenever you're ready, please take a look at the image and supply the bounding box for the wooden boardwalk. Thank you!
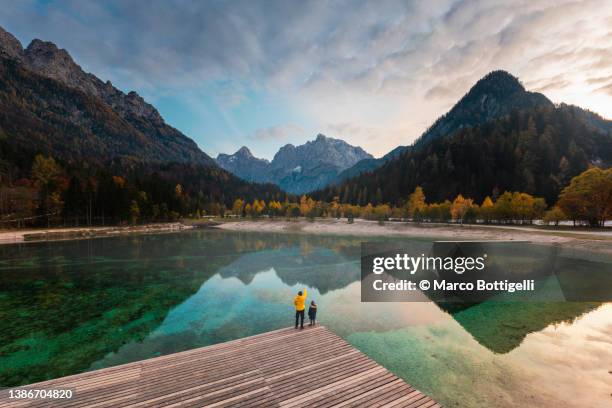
[1,326,440,407]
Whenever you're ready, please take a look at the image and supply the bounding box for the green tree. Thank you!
[31,155,64,225]
[129,200,140,224]
[31,155,62,187]
[493,192,513,223]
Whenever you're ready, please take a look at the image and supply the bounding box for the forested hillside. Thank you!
[0,143,286,226]
[331,70,555,184]
[315,105,612,206]
[1,23,610,227]
[0,29,287,226]
[0,56,212,165]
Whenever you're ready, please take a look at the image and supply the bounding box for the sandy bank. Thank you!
[214,218,612,255]
[0,222,193,244]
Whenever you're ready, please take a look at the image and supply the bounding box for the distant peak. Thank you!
[483,70,518,81]
[26,39,70,58]
[417,69,552,146]
[279,143,296,151]
[470,70,525,95]
[316,133,328,141]
[235,146,253,157]
[0,25,24,60]
[126,90,145,101]
[24,38,80,74]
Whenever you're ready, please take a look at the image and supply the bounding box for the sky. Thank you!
[1,0,611,159]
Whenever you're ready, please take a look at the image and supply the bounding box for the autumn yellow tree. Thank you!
[451,194,473,224]
[362,203,375,220]
[374,204,391,221]
[299,195,315,216]
[232,198,244,217]
[543,206,566,226]
[480,196,494,224]
[406,186,426,219]
[268,200,282,217]
[511,192,535,224]
[330,196,341,218]
[557,167,612,227]
[251,199,266,217]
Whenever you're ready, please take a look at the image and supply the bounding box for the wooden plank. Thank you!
[2,326,440,408]
[278,366,388,407]
[302,372,400,407]
[327,378,407,407]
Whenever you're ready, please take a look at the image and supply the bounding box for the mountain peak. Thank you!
[481,69,521,82]
[277,143,296,153]
[0,25,23,60]
[0,25,214,165]
[417,70,553,145]
[0,26,167,126]
[27,38,66,55]
[217,134,372,194]
[236,146,254,157]
[216,146,270,182]
[24,39,84,85]
[468,70,525,98]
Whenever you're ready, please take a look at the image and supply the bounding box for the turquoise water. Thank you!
[0,229,610,407]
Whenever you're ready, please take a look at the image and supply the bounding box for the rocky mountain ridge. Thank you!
[216,134,372,194]
[0,25,212,165]
[1,27,164,126]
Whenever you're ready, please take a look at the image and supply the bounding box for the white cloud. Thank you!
[1,0,611,156]
[249,124,304,141]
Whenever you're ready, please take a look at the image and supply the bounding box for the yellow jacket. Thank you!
[294,288,308,311]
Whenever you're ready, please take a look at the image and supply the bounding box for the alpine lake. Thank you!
[1,229,611,408]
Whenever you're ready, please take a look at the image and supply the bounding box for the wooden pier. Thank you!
[2,326,440,407]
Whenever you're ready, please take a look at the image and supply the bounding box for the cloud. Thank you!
[586,75,612,85]
[596,82,612,96]
[1,0,611,156]
[324,122,421,157]
[249,124,303,141]
[526,74,572,93]
[425,85,455,100]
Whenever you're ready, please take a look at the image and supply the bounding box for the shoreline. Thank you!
[214,218,612,256]
[2,218,611,256]
[0,222,193,245]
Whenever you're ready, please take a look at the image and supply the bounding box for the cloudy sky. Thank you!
[1,0,611,159]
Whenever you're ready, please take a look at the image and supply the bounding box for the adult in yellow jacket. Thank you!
[294,288,307,329]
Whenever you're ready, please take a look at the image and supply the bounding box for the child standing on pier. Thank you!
[308,301,317,326]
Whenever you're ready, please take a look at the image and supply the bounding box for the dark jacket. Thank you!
[308,305,317,319]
